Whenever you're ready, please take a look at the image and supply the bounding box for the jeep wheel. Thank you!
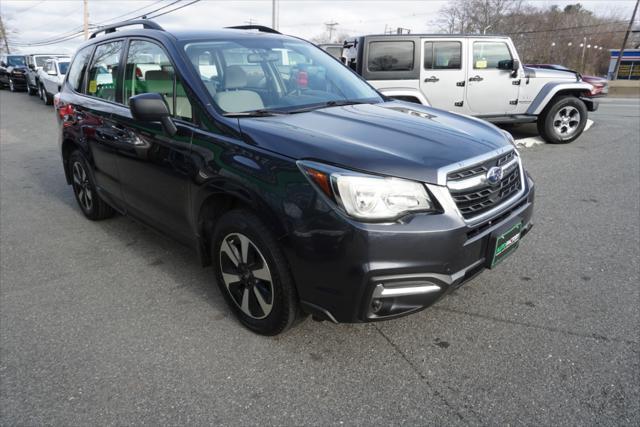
[69,150,115,220]
[537,96,588,144]
[212,210,301,335]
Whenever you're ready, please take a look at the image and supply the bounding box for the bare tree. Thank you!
[436,1,624,75]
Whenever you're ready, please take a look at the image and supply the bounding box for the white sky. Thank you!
[1,0,637,54]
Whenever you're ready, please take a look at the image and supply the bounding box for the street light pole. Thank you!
[613,0,639,79]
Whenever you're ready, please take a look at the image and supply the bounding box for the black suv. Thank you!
[56,20,534,335]
[0,54,28,91]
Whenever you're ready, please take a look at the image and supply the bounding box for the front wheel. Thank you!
[40,84,52,105]
[211,210,301,335]
[27,85,37,96]
[537,96,588,144]
[69,151,115,220]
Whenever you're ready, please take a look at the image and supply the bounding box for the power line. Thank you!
[10,0,187,47]
[146,0,201,19]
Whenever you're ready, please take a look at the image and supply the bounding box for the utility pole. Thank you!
[245,18,257,25]
[325,21,339,42]
[613,0,639,79]
[83,0,89,40]
[271,0,278,31]
[0,15,10,54]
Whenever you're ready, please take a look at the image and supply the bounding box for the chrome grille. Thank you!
[447,151,522,220]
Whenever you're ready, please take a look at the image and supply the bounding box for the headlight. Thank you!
[298,161,435,221]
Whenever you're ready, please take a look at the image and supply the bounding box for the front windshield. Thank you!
[184,37,382,114]
[58,62,70,74]
[7,56,26,67]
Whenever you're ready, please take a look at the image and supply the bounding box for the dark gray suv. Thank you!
[55,20,534,335]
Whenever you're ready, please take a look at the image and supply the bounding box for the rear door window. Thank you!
[87,41,124,102]
[424,41,461,69]
[367,41,414,71]
[67,46,94,92]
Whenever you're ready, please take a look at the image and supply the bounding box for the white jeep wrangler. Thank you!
[343,34,598,143]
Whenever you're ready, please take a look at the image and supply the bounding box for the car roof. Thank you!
[360,33,510,38]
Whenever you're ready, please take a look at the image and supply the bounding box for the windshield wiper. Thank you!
[284,100,372,114]
[223,109,291,117]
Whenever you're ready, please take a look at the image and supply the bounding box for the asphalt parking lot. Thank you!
[1,90,638,425]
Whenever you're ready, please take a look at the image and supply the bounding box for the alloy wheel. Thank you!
[72,161,93,212]
[552,106,580,137]
[219,232,274,319]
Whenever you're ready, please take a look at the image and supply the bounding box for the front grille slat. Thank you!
[447,150,522,220]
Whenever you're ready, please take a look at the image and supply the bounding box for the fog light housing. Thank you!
[371,298,383,313]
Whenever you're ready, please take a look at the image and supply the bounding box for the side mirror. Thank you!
[497,59,514,70]
[129,93,177,136]
[0,62,7,68]
[28,64,35,70]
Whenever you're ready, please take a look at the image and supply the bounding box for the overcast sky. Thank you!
[1,0,637,54]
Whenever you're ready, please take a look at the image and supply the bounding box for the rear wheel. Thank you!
[69,151,115,220]
[211,210,300,335]
[537,96,588,144]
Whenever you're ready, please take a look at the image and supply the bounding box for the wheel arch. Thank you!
[194,187,289,267]
[527,82,592,115]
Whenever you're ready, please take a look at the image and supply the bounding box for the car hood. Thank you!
[237,101,512,184]
[524,66,578,80]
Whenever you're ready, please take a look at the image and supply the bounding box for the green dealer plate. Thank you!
[489,222,522,268]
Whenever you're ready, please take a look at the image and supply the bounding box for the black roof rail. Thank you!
[225,25,280,34]
[90,19,165,39]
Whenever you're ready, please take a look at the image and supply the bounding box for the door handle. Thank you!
[469,75,484,82]
[424,76,440,83]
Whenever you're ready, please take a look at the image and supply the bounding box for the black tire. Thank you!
[211,209,300,335]
[68,150,115,220]
[40,84,52,105]
[537,96,588,144]
[27,85,37,96]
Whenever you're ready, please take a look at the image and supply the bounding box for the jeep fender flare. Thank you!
[376,87,430,106]
[526,82,593,115]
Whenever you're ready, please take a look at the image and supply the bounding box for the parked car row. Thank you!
[0,53,70,105]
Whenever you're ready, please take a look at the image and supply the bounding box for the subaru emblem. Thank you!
[486,167,503,186]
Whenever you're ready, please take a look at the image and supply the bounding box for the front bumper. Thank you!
[288,174,535,323]
[9,73,27,88]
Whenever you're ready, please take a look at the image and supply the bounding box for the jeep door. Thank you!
[465,39,520,115]
[419,39,466,111]
[110,38,194,239]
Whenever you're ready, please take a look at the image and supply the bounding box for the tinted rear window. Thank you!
[367,41,414,72]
